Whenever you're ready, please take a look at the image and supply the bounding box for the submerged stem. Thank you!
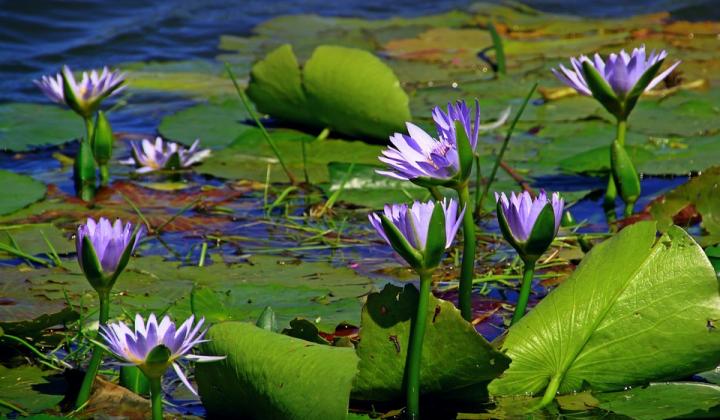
[150,377,164,420]
[405,270,432,420]
[457,184,476,322]
[511,261,535,325]
[75,290,110,408]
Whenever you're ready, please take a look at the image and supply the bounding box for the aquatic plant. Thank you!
[35,66,126,192]
[552,46,680,218]
[495,191,564,324]
[101,314,224,420]
[369,198,463,419]
[75,217,143,408]
[121,137,211,173]
[378,100,485,321]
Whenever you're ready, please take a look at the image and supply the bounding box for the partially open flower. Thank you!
[76,217,143,292]
[369,199,464,270]
[377,100,506,187]
[552,46,680,119]
[34,66,125,117]
[100,314,224,394]
[495,191,564,263]
[121,137,211,173]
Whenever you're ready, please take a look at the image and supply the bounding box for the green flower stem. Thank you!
[150,376,164,420]
[427,186,443,201]
[457,184,476,322]
[84,116,94,145]
[511,261,535,325]
[405,270,432,420]
[75,290,111,408]
[531,373,562,412]
[99,165,110,186]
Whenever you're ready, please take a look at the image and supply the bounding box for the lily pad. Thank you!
[489,222,720,397]
[0,223,73,259]
[196,321,359,420]
[246,44,411,139]
[0,170,46,216]
[0,365,66,416]
[197,127,382,183]
[597,382,720,420]
[0,103,82,152]
[158,98,255,148]
[651,166,720,237]
[352,284,510,401]
[22,254,374,330]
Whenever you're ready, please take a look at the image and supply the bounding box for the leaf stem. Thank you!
[405,270,432,420]
[476,83,536,217]
[225,62,296,185]
[150,376,164,420]
[532,373,562,412]
[457,184,476,322]
[511,261,535,325]
[75,290,111,408]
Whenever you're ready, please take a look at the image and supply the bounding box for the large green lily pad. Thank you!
[352,284,510,401]
[196,321,359,420]
[0,103,82,152]
[0,170,47,216]
[597,382,720,420]
[246,44,411,139]
[490,222,720,397]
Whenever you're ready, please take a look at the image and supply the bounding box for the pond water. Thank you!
[1,0,719,419]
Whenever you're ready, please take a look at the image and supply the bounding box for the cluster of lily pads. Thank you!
[2,4,720,419]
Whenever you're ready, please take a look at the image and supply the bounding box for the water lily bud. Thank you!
[92,111,114,166]
[610,140,641,210]
[369,199,464,271]
[73,141,96,201]
[100,314,225,392]
[496,191,564,264]
[76,217,143,292]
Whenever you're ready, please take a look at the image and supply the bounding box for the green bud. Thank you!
[141,345,172,380]
[422,203,448,269]
[92,111,114,166]
[610,140,641,208]
[74,142,96,201]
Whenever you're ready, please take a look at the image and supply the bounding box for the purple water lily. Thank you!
[377,100,490,182]
[35,66,125,116]
[76,217,143,276]
[495,191,564,242]
[100,314,224,394]
[369,198,464,251]
[552,45,680,98]
[121,137,211,173]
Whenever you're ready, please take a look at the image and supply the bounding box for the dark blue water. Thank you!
[0,0,716,106]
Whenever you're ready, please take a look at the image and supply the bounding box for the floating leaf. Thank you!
[352,284,510,401]
[0,223,73,259]
[246,44,411,139]
[197,128,382,182]
[158,98,255,148]
[196,321,358,420]
[597,382,720,420]
[0,103,82,152]
[0,366,65,416]
[489,222,720,397]
[0,170,46,216]
[651,167,720,238]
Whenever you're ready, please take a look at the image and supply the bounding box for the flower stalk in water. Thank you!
[369,199,463,419]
